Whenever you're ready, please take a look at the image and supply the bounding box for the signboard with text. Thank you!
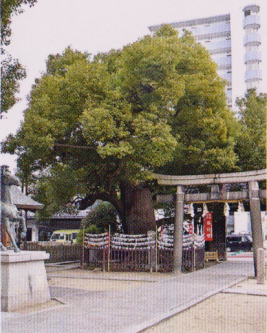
[204,212,213,241]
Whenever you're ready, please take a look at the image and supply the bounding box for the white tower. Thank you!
[243,4,262,91]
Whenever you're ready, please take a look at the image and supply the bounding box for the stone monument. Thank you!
[1,165,27,251]
[1,165,51,312]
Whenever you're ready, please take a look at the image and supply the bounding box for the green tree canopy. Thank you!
[156,30,238,175]
[1,54,26,113]
[4,25,238,232]
[234,89,266,171]
[1,0,37,116]
[1,0,37,46]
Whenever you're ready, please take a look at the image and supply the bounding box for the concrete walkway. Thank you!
[1,261,257,333]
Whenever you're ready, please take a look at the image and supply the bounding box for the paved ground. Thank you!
[1,260,266,333]
[143,278,267,333]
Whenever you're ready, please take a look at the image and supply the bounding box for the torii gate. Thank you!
[155,169,266,276]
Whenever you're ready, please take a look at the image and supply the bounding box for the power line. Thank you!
[54,143,93,150]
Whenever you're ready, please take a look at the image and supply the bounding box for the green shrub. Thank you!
[76,225,101,245]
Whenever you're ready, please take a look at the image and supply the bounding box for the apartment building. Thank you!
[148,4,263,109]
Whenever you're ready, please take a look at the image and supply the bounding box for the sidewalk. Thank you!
[1,261,266,333]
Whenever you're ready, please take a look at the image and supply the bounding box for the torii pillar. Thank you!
[173,185,184,273]
[249,180,263,276]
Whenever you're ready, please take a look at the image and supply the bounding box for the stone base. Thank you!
[1,250,51,312]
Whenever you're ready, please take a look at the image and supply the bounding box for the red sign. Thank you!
[204,212,213,241]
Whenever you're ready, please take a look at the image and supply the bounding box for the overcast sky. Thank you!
[1,0,266,171]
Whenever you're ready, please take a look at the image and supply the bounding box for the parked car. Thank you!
[50,229,79,244]
[226,234,253,252]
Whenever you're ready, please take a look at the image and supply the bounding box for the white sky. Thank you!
[1,0,266,172]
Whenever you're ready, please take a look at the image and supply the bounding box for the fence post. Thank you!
[103,247,106,272]
[193,236,196,271]
[149,246,152,273]
[82,227,85,269]
[108,225,111,272]
[148,231,156,272]
[63,244,66,262]
[193,247,195,271]
[155,227,158,272]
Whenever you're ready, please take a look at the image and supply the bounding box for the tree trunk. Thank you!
[79,184,156,235]
[120,183,156,234]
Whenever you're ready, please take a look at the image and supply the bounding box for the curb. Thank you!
[47,275,158,282]
[222,288,267,296]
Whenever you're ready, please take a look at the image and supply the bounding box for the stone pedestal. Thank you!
[1,251,51,312]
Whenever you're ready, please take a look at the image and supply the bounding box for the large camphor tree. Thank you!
[4,26,238,233]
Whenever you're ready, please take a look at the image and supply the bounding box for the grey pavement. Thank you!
[1,261,255,333]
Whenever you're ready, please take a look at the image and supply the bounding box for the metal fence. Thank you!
[82,231,205,272]
[83,245,205,272]
[21,229,205,271]
[83,232,155,272]
[110,248,152,271]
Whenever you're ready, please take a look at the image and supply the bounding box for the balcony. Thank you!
[195,22,231,40]
[245,69,262,82]
[204,39,231,52]
[243,15,260,29]
[244,33,261,46]
[213,56,232,70]
[244,51,262,64]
